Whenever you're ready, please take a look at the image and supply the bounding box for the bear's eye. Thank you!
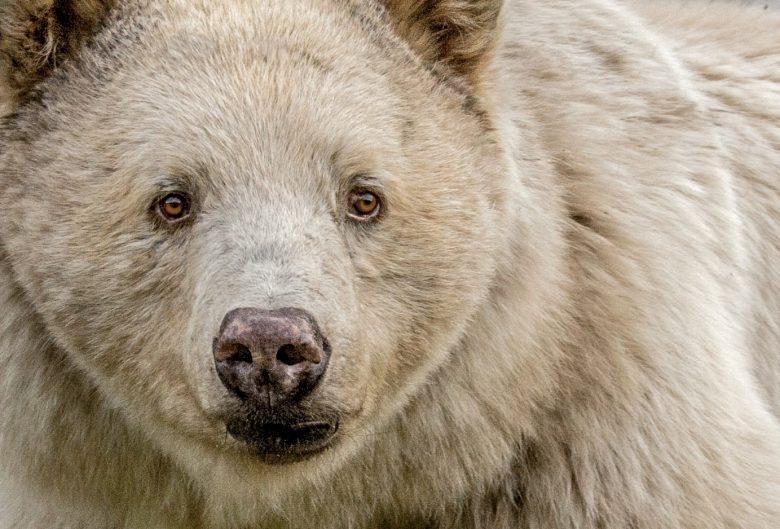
[347,190,382,221]
[157,193,192,222]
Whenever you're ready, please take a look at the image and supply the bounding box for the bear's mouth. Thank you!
[226,418,339,463]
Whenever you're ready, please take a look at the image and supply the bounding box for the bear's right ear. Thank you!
[0,0,115,107]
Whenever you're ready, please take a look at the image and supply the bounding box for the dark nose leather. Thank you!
[213,307,330,405]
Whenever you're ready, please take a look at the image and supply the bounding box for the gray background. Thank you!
[687,0,778,7]
[727,0,777,7]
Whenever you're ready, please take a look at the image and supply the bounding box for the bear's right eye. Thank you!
[156,193,192,223]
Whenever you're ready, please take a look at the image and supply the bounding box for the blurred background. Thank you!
[687,0,777,6]
[727,0,776,6]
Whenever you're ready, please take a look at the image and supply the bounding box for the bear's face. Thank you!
[0,0,506,476]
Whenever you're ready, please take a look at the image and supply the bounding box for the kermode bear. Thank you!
[0,0,778,528]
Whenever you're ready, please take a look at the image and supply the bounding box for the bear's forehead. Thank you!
[144,0,391,60]
[5,0,408,161]
[89,0,406,127]
[5,0,463,188]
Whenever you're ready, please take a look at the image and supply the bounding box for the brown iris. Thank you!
[158,193,191,222]
[348,191,381,220]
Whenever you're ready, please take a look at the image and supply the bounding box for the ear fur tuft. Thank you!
[0,0,115,104]
[382,0,503,85]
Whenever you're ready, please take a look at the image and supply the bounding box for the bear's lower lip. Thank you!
[227,420,339,463]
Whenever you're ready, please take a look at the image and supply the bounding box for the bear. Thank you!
[0,0,778,527]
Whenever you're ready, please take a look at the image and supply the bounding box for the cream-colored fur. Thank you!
[0,1,778,528]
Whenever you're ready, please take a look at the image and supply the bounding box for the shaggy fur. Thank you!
[0,0,115,105]
[0,0,778,528]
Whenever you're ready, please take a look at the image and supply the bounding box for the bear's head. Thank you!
[0,0,515,495]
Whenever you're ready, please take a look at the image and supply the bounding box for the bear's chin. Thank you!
[226,419,340,464]
[215,398,343,464]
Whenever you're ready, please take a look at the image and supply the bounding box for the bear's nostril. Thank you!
[230,344,253,364]
[276,344,304,366]
[215,341,253,364]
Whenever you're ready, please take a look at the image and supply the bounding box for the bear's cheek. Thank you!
[2,218,216,435]
[344,190,499,414]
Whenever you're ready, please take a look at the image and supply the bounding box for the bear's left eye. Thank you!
[347,190,382,221]
[156,193,192,223]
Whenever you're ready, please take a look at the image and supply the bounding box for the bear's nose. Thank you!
[213,307,330,405]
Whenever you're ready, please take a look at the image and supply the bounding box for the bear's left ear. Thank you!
[0,0,115,107]
[381,0,503,87]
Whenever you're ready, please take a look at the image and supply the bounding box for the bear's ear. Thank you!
[381,0,503,86]
[0,0,115,106]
